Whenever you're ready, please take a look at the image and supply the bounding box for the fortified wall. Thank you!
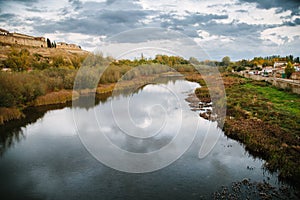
[0,28,47,48]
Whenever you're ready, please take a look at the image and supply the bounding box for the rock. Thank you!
[200,112,209,120]
[242,178,249,185]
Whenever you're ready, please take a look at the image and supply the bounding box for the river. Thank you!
[0,78,291,199]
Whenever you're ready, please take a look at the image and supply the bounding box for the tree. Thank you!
[51,41,56,48]
[226,65,233,72]
[222,56,231,66]
[189,57,200,65]
[285,62,295,79]
[47,38,51,48]
[286,55,294,63]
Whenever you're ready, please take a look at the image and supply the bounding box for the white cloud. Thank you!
[139,15,157,25]
[195,30,234,43]
[260,26,300,45]
[197,30,210,38]
[137,0,236,18]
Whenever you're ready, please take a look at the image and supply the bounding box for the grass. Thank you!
[243,83,300,117]
[221,73,300,184]
[195,87,211,103]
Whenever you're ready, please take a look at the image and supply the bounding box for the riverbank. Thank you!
[194,72,300,185]
[0,90,77,125]
[0,74,159,125]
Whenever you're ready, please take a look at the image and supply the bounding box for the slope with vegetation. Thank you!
[0,48,195,124]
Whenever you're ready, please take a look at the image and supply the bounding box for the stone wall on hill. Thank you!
[0,29,47,48]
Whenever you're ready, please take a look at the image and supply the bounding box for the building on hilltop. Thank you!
[0,28,83,50]
[0,28,47,47]
[0,28,9,35]
[56,42,81,50]
[11,32,35,40]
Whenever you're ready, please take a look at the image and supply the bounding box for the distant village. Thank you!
[240,61,300,80]
[0,28,81,50]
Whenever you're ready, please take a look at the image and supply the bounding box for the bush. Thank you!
[0,72,46,107]
[285,62,295,79]
[4,48,32,71]
[52,55,67,68]
[0,69,78,107]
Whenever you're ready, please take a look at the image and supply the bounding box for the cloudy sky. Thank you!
[0,0,299,60]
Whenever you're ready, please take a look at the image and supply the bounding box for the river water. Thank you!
[0,79,286,199]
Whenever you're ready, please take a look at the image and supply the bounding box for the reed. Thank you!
[34,90,79,106]
[0,107,24,125]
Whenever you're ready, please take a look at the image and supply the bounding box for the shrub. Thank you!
[0,69,78,107]
[4,48,32,71]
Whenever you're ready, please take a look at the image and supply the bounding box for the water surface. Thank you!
[0,79,282,199]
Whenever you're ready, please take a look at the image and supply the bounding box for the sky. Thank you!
[0,0,299,60]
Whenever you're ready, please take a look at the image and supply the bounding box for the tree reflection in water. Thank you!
[0,77,180,157]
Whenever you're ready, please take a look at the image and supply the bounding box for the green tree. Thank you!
[285,62,295,79]
[47,38,51,48]
[222,56,231,66]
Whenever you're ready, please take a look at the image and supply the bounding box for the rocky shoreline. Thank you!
[212,178,298,200]
[185,92,217,121]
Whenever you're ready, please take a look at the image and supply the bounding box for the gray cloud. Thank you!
[240,0,300,15]
[202,21,265,38]
[241,0,299,10]
[0,0,38,6]
[0,13,16,21]
[153,13,228,38]
[68,0,82,10]
[25,7,44,12]
[106,27,195,43]
[35,9,150,35]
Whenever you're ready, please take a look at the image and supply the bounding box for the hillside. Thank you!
[0,44,90,71]
[0,45,88,61]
